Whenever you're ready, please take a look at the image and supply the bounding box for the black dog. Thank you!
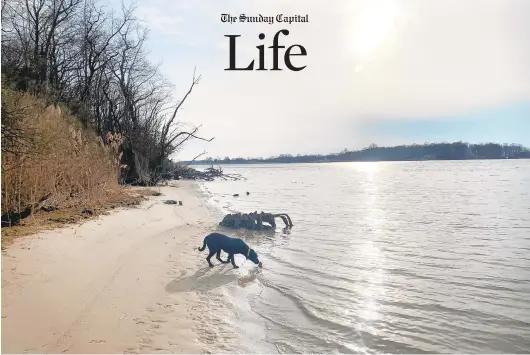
[198,232,262,269]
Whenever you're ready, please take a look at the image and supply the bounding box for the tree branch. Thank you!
[165,125,214,150]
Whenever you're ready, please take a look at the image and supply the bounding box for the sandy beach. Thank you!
[1,181,229,354]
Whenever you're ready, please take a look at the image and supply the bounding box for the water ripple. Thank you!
[198,160,530,354]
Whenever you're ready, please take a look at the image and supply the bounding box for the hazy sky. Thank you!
[117,0,530,160]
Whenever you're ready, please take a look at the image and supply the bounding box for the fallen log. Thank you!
[1,193,52,227]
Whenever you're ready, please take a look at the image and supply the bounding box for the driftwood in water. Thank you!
[220,211,293,231]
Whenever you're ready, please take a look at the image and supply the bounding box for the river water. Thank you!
[196,160,530,354]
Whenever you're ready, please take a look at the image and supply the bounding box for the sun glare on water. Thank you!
[355,161,379,175]
[352,0,397,63]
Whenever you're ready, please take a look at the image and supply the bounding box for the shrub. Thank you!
[1,87,123,217]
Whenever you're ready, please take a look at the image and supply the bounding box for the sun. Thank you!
[352,0,397,58]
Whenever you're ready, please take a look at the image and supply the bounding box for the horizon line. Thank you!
[181,140,530,162]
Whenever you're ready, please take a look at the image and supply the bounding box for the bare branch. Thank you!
[167,126,215,149]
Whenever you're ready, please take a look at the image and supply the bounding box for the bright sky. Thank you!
[115,0,530,159]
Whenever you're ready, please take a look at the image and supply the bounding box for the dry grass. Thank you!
[1,87,149,247]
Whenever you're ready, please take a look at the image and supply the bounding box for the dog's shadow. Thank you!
[165,265,239,293]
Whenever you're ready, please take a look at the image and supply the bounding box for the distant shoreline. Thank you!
[189,156,530,165]
[186,141,530,165]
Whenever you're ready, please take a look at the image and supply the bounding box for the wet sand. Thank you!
[1,181,221,354]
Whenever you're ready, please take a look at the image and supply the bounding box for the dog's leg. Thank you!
[229,254,239,269]
[206,251,216,267]
[216,250,228,264]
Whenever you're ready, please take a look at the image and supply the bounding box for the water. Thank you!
[196,160,530,354]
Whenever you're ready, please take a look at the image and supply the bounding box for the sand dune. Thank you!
[1,181,229,354]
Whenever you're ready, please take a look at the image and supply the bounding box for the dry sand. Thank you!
[1,181,235,354]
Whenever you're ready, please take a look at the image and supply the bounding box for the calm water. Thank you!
[197,160,530,354]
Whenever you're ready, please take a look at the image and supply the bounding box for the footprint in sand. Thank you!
[151,319,167,324]
[89,340,106,344]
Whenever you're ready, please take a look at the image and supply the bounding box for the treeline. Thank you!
[1,0,211,184]
[191,142,530,165]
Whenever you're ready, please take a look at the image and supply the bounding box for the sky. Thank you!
[113,0,530,160]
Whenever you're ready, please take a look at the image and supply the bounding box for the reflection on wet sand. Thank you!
[166,264,263,293]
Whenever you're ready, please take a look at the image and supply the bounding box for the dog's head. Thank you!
[247,248,262,267]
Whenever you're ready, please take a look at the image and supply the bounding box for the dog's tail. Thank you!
[198,237,207,252]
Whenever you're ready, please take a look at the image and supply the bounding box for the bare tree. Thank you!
[157,68,214,166]
[2,0,214,185]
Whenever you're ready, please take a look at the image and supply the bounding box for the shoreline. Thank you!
[189,157,530,165]
[1,180,237,353]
